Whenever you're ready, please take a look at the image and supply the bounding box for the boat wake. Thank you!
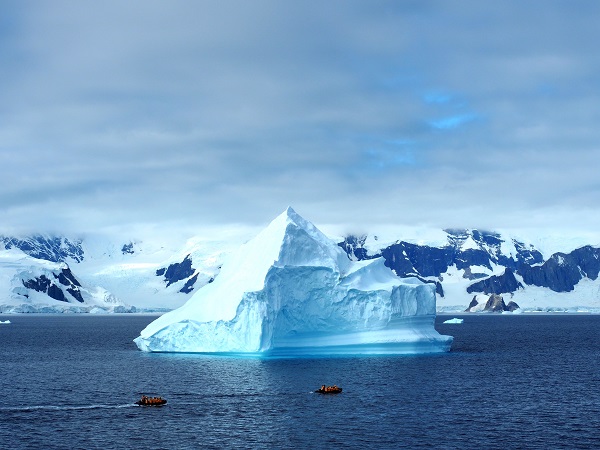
[0,403,137,412]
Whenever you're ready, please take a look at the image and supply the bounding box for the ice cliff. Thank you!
[134,207,453,355]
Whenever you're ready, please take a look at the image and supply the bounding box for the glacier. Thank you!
[135,207,453,356]
[0,248,134,313]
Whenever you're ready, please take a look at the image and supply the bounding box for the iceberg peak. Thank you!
[283,205,298,218]
[248,207,350,274]
[134,210,452,355]
[271,206,302,228]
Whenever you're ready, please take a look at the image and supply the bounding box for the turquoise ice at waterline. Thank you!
[134,208,453,355]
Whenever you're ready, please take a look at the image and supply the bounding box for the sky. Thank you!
[2,0,600,243]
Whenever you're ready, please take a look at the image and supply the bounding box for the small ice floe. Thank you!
[443,318,463,324]
[0,320,11,324]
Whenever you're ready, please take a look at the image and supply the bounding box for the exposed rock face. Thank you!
[571,246,600,280]
[121,243,135,254]
[156,255,195,287]
[465,294,520,313]
[466,296,479,311]
[338,230,600,299]
[517,246,600,292]
[21,267,85,303]
[1,235,84,263]
[506,301,520,312]
[466,268,523,295]
[1,233,222,308]
[380,242,452,278]
[4,227,600,312]
[462,267,487,280]
[485,294,507,312]
[340,229,545,287]
[338,235,374,261]
[179,273,199,294]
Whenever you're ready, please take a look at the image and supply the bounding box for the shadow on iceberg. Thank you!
[134,208,453,356]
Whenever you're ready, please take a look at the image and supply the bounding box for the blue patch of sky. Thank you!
[360,138,419,172]
[375,63,428,97]
[0,4,24,38]
[384,138,415,147]
[345,132,421,174]
[0,6,29,72]
[428,113,478,130]
[421,89,480,131]
[364,148,416,168]
[423,91,453,104]
[536,83,557,96]
[380,73,422,91]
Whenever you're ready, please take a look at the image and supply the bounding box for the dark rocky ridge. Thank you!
[338,230,600,298]
[466,268,523,295]
[1,235,85,263]
[121,243,135,255]
[465,294,520,313]
[4,230,599,308]
[156,255,199,293]
[2,234,206,301]
[518,246,600,292]
[21,267,85,303]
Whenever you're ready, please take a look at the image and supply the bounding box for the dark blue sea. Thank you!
[1,314,599,449]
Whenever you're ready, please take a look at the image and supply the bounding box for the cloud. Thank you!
[1,0,600,242]
[428,114,478,130]
[423,92,454,105]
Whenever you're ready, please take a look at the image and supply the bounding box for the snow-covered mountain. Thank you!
[135,207,452,355]
[0,249,130,313]
[2,222,600,314]
[1,235,85,263]
[0,234,231,312]
[338,229,600,312]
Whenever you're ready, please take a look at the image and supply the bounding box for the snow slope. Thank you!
[135,208,452,355]
[339,228,600,313]
[0,231,243,312]
[0,248,132,313]
[71,235,238,310]
[5,219,600,314]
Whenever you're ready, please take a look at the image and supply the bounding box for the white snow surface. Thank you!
[0,248,132,313]
[70,234,240,310]
[460,236,479,251]
[325,223,600,262]
[6,217,599,316]
[135,208,452,355]
[436,268,600,313]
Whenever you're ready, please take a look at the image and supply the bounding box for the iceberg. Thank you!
[443,318,464,324]
[134,208,453,356]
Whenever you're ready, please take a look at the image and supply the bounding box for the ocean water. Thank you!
[1,314,599,449]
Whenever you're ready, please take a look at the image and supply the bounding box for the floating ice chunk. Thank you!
[443,318,464,324]
[135,208,453,355]
[0,320,11,324]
